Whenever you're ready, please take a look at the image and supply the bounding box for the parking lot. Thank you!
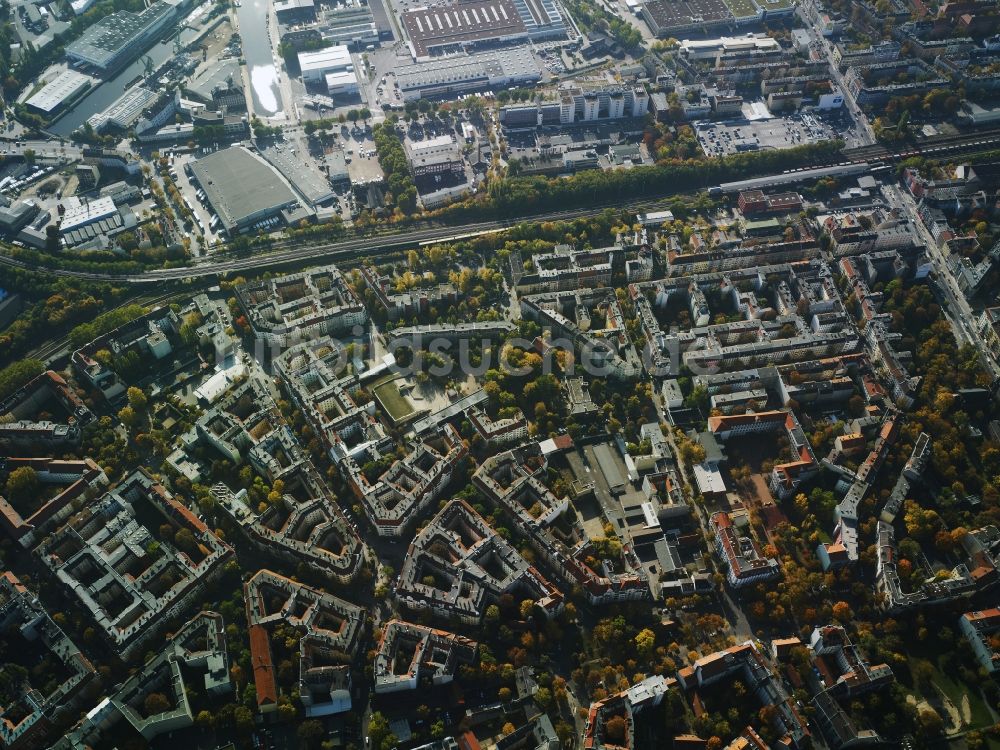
[696,111,838,157]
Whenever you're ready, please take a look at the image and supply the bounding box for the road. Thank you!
[886,182,1000,379]
[796,8,875,148]
[0,138,84,162]
[648,390,755,641]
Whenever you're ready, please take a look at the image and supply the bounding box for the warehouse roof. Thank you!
[25,69,93,114]
[66,1,175,68]
[298,45,352,74]
[190,146,299,232]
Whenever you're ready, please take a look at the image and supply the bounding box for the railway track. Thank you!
[0,197,688,283]
[6,130,1000,285]
[22,289,203,367]
[843,128,1000,163]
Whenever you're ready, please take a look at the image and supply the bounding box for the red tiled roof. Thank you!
[249,624,278,706]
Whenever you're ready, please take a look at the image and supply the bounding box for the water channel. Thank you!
[235,0,284,117]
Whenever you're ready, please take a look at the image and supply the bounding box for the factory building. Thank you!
[25,70,94,115]
[66,1,178,74]
[297,45,360,95]
[395,46,541,101]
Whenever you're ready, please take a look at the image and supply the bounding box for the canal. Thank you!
[235,0,284,117]
[49,25,204,138]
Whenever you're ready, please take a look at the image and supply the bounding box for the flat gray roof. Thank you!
[593,443,626,493]
[66,1,174,68]
[260,144,335,207]
[190,146,299,231]
[186,59,243,102]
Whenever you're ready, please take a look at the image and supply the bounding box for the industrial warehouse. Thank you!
[65,0,181,75]
[187,146,312,235]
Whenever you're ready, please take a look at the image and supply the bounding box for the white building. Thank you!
[299,45,357,90]
[818,88,845,109]
[405,135,463,176]
[325,69,360,96]
[679,34,780,60]
[25,70,94,115]
[59,196,119,233]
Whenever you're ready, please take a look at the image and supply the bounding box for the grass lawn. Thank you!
[372,376,416,423]
[905,655,994,730]
[722,0,758,17]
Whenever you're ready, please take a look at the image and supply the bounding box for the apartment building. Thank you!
[273,337,392,466]
[811,689,880,750]
[58,611,231,747]
[36,470,234,660]
[808,625,893,697]
[361,266,458,320]
[960,609,1000,674]
[374,619,478,693]
[880,432,932,523]
[342,424,467,538]
[677,642,809,746]
[819,415,900,571]
[196,378,307,481]
[467,405,528,448]
[386,320,515,347]
[583,675,673,750]
[875,520,975,613]
[844,60,949,106]
[520,288,643,381]
[396,499,562,623]
[0,457,108,548]
[832,40,901,69]
[237,265,367,346]
[72,307,179,402]
[515,244,621,294]
[710,511,781,588]
[0,370,94,450]
[707,410,818,500]
[820,210,914,256]
[212,470,366,585]
[0,572,96,750]
[473,445,649,605]
[245,570,365,714]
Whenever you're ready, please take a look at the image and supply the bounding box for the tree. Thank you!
[605,715,627,743]
[127,386,148,410]
[174,527,197,555]
[118,405,138,428]
[297,720,325,748]
[5,466,39,498]
[832,601,851,622]
[498,686,512,703]
[234,706,254,735]
[917,707,943,737]
[502,722,516,736]
[368,711,397,750]
[535,686,553,709]
[635,628,656,658]
[143,692,171,716]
